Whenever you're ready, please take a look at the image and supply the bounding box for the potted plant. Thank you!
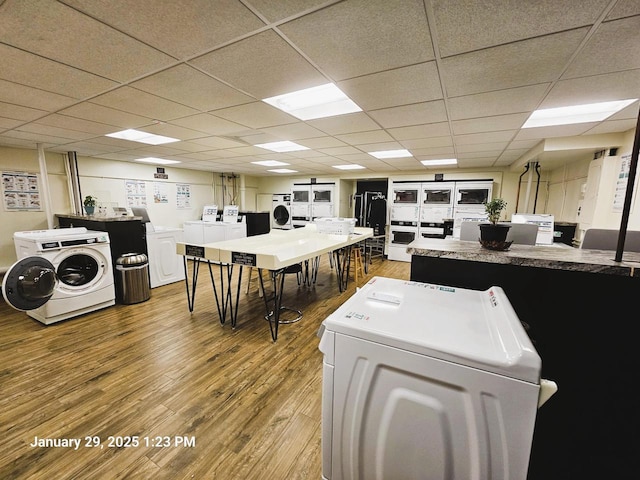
[83,195,97,215]
[479,198,511,250]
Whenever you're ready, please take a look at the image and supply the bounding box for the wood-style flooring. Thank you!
[0,255,410,479]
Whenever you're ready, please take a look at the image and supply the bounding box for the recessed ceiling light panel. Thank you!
[268,168,298,174]
[262,83,362,120]
[251,160,290,167]
[522,99,637,128]
[135,157,181,165]
[254,141,309,152]
[369,149,412,159]
[106,128,179,145]
[421,158,457,166]
[333,164,365,170]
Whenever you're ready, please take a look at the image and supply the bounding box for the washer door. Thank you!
[56,253,99,287]
[2,257,58,311]
[273,204,290,226]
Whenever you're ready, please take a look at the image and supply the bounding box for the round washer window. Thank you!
[57,254,99,286]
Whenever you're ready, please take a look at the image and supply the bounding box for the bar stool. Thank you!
[264,263,303,327]
[350,246,365,283]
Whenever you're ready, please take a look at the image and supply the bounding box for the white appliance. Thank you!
[420,181,455,238]
[3,227,116,324]
[318,276,557,480]
[389,183,420,262]
[512,213,554,245]
[452,181,493,238]
[183,221,247,244]
[146,227,185,288]
[388,222,418,262]
[272,194,292,230]
[292,185,311,228]
[311,184,335,220]
[454,180,492,209]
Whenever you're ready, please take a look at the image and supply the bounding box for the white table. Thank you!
[177,225,373,340]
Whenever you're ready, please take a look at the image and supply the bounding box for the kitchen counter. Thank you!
[56,213,144,222]
[408,237,640,277]
[407,236,639,479]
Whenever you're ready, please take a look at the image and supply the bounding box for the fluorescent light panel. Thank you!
[369,149,412,159]
[262,83,362,120]
[251,160,290,167]
[522,99,637,128]
[268,168,298,173]
[106,128,179,145]
[421,158,457,166]
[254,141,309,152]
[333,164,365,170]
[135,157,181,165]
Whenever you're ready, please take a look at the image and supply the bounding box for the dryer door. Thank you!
[2,257,58,311]
[273,204,290,226]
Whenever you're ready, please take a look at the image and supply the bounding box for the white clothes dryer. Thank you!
[2,227,116,324]
[272,194,292,230]
[319,277,557,480]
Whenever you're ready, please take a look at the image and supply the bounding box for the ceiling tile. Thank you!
[442,29,588,97]
[432,0,610,56]
[307,113,380,135]
[131,65,255,111]
[63,0,266,59]
[339,62,442,110]
[212,102,298,128]
[90,87,200,121]
[563,16,640,79]
[0,0,175,81]
[279,0,434,80]
[369,101,448,128]
[448,84,549,120]
[388,123,451,140]
[191,30,326,99]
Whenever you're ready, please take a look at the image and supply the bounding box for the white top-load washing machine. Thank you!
[3,227,116,324]
[318,276,556,480]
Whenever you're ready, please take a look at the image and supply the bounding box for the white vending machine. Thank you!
[318,276,556,480]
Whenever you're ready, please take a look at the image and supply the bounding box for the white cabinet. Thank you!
[146,227,185,288]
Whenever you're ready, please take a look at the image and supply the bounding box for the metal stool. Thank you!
[264,263,303,325]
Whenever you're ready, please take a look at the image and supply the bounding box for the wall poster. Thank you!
[125,180,147,207]
[613,154,636,212]
[2,171,42,211]
[153,182,169,204]
[176,183,191,209]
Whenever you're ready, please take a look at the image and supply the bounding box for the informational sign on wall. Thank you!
[613,154,636,212]
[2,171,42,211]
[176,183,191,209]
[125,180,147,207]
[153,182,169,204]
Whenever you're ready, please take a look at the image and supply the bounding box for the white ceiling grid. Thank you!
[0,0,639,175]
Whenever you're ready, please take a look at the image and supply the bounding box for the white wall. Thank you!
[76,157,217,228]
[0,147,70,270]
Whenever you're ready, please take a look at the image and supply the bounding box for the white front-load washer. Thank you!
[272,194,292,230]
[2,227,116,324]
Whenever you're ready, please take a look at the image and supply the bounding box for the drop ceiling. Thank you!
[1,0,639,176]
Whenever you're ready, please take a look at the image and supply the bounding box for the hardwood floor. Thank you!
[0,255,410,479]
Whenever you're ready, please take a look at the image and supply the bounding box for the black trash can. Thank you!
[115,253,150,304]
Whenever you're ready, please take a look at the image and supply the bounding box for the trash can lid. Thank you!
[116,253,148,266]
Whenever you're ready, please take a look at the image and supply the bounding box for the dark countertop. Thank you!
[56,214,144,222]
[407,237,640,277]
